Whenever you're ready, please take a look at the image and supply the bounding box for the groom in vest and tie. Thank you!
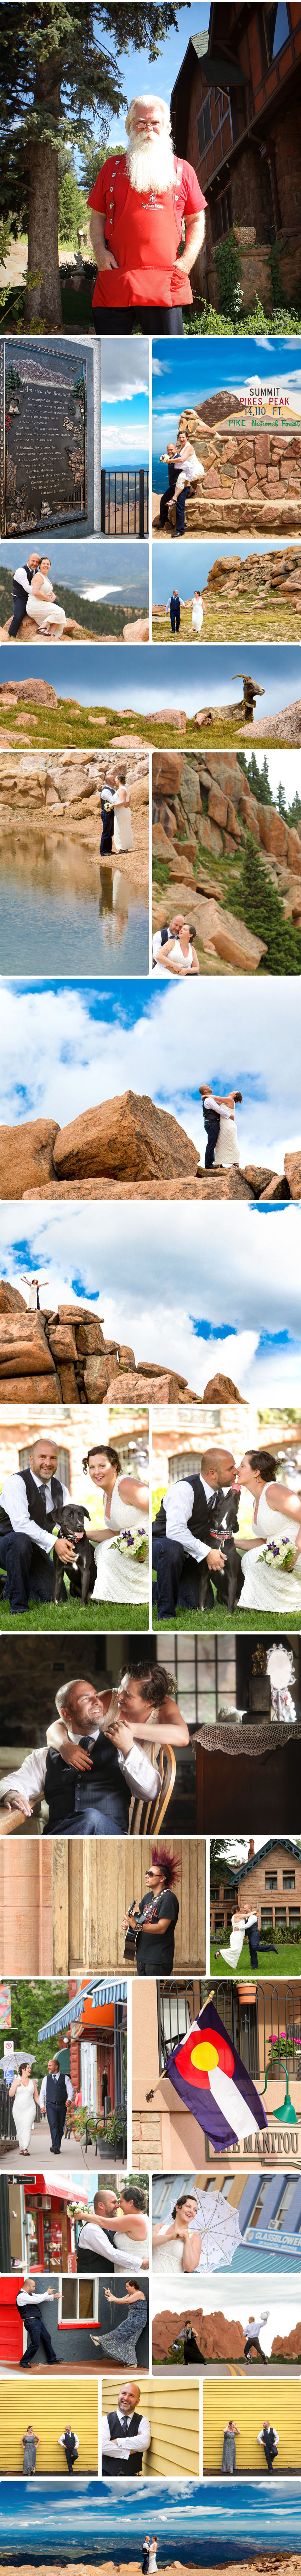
[102,2380,151,2476]
[8,552,41,637]
[0,1435,74,1614]
[153,1446,236,1620]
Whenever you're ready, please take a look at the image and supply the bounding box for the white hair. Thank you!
[125,94,171,133]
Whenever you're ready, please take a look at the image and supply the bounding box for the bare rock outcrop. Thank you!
[203,1373,243,1401]
[52,1091,199,1184]
[284,1149,301,1197]
[152,744,301,972]
[0,675,57,705]
[0,1119,60,1200]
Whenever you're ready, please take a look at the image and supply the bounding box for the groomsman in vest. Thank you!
[0,1434,74,1613]
[17,2277,58,2367]
[102,2380,151,2476]
[46,2058,68,2156]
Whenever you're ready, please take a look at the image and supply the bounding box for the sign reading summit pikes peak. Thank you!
[0,337,95,537]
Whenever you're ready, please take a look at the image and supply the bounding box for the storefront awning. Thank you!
[38,1979,127,2040]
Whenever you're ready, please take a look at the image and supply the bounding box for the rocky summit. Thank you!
[153,746,301,970]
[0,1278,244,1408]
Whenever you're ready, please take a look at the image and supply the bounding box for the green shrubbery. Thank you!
[233,831,301,975]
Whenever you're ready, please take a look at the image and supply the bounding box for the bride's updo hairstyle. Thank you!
[246,1448,277,1481]
[118,1658,177,1703]
[233,1090,243,1102]
[83,1444,120,1475]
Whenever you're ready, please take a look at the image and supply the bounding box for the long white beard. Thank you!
[126,130,175,195]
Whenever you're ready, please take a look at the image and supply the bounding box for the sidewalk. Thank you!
[1,2114,119,2171]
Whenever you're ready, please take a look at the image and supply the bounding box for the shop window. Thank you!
[265,4,291,62]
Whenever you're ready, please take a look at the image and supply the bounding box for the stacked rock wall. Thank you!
[172,411,301,534]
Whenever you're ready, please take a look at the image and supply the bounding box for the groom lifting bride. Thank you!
[198,1084,243,1174]
[152,1446,243,1622]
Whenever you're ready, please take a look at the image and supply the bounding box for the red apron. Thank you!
[92,163,193,309]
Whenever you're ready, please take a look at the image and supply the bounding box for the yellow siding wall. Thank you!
[101,2374,200,2478]
[0,2376,98,2476]
[203,2378,301,2475]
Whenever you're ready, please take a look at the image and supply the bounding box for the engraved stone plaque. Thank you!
[0,337,95,537]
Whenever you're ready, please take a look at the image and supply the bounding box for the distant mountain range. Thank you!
[0,569,147,637]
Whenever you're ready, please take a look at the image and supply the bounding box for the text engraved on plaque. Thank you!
[2,347,87,536]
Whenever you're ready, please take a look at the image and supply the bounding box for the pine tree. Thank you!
[234,831,301,975]
[0,5,180,327]
[237,751,272,804]
[277,780,286,816]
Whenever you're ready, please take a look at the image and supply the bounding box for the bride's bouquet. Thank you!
[112,1527,148,1563]
[259,1535,297,1574]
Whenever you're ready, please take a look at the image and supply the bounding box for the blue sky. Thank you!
[1,2475,301,2555]
[152,337,301,451]
[98,340,148,465]
[0,538,148,607]
[1,976,300,1176]
[0,1202,300,1402]
[152,536,301,609]
[92,5,209,149]
[2,642,299,718]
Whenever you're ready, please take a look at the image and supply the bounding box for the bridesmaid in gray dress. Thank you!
[99,2282,148,2366]
[22,2425,40,2476]
[222,2420,240,2475]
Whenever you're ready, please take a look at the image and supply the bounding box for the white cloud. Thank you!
[0,1202,300,1403]
[0,980,300,1173]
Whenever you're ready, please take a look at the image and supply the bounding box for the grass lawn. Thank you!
[0,1599,148,1633]
[210,1937,301,1978]
[153,601,298,644]
[0,700,286,754]
[152,1599,301,1632]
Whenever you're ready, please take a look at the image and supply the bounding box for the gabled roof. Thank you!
[228,1838,301,1886]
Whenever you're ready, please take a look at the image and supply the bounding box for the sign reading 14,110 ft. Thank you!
[0,338,95,538]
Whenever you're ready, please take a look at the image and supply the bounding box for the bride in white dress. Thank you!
[9,2061,40,2154]
[27,556,67,637]
[82,1441,149,1606]
[113,782,134,854]
[237,1447,301,1613]
[212,1089,242,1168]
[214,1908,250,1971]
[153,2185,241,2276]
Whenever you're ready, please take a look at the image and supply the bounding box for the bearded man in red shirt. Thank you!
[88,92,206,335]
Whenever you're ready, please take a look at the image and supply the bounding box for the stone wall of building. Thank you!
[175,409,301,535]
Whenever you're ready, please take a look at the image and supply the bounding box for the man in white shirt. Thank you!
[165,589,185,634]
[244,2312,269,2363]
[39,2071,74,2113]
[152,912,185,964]
[8,552,41,637]
[0,1435,74,1614]
[17,2276,58,2368]
[58,2426,79,2474]
[102,2379,151,2478]
[257,2422,279,2472]
[0,1676,161,1834]
[199,1085,222,1170]
[77,2185,148,2275]
[153,1446,236,1619]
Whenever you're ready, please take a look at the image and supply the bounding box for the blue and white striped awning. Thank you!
[38,1979,127,2041]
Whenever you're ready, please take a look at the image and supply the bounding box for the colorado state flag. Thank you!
[164,1999,268,2150]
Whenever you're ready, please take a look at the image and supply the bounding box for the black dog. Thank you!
[52,1503,96,1606]
[199,1488,242,1616]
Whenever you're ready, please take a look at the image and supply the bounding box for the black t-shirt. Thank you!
[136,1891,179,1967]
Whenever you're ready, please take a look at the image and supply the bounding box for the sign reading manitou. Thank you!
[217,390,301,435]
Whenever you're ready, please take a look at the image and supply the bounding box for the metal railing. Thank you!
[157,1978,301,2085]
[101,467,148,537]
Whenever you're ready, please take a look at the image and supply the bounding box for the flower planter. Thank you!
[234,225,256,248]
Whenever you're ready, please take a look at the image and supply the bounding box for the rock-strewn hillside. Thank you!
[152,746,301,971]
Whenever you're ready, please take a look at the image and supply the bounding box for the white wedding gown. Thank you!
[216,1913,246,1971]
[214,1114,239,1168]
[153,2190,241,2276]
[113,801,133,853]
[92,1476,148,1605]
[12,2079,37,2150]
[27,576,66,636]
[239,1486,301,1612]
[191,598,204,632]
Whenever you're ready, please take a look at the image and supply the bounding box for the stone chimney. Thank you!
[248,1838,255,1861]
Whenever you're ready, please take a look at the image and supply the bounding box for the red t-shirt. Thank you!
[88,153,206,225]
